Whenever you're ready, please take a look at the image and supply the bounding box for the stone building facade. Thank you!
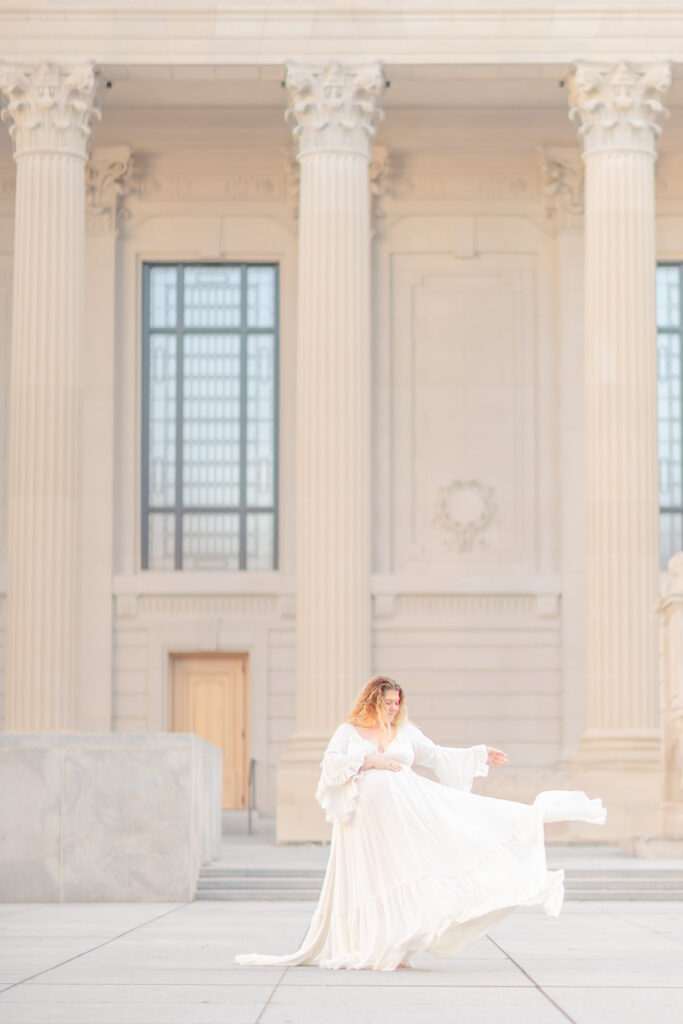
[1,3,683,856]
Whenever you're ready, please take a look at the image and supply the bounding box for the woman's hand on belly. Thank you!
[361,753,404,772]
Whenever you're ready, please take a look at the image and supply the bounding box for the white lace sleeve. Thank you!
[315,724,366,824]
[407,723,489,792]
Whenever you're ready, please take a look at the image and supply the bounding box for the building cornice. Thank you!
[0,5,682,66]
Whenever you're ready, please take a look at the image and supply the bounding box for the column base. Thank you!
[276,733,332,843]
[568,739,664,840]
[663,801,683,834]
[575,728,662,769]
[0,734,222,901]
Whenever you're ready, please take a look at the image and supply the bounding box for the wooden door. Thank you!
[170,654,249,809]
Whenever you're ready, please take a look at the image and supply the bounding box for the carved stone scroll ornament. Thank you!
[369,144,391,219]
[0,62,100,160]
[568,61,671,157]
[86,147,132,233]
[539,147,583,232]
[281,145,300,219]
[285,62,384,160]
[432,480,498,553]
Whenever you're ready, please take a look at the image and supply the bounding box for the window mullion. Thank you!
[679,263,683,536]
[175,265,184,570]
[141,264,151,569]
[273,264,280,571]
[239,263,248,570]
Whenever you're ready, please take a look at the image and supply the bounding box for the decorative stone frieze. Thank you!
[285,62,383,159]
[568,61,670,157]
[0,62,100,159]
[86,145,132,234]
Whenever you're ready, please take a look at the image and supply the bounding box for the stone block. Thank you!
[0,733,222,902]
[0,747,62,901]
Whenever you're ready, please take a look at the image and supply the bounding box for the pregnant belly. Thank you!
[357,764,412,809]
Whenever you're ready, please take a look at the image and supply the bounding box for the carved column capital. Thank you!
[539,147,584,232]
[568,61,671,158]
[285,62,384,160]
[0,62,100,160]
[86,145,133,234]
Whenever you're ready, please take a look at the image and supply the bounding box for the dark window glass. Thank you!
[658,263,683,569]
[142,263,278,570]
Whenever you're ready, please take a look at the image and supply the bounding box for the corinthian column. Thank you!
[277,62,383,840]
[0,63,100,730]
[568,62,670,777]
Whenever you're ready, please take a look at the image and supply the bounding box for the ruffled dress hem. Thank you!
[235,788,606,971]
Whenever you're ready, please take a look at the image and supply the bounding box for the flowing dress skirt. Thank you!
[236,764,605,971]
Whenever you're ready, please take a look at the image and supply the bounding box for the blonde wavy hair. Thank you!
[348,676,407,729]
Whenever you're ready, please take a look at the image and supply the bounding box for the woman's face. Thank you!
[382,689,401,724]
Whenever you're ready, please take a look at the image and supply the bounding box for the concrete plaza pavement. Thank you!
[0,895,682,1024]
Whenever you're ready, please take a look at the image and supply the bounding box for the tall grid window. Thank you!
[658,263,683,568]
[142,263,279,570]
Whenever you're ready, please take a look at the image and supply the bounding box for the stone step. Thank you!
[565,890,683,901]
[200,867,325,879]
[196,887,683,901]
[563,878,683,889]
[560,869,683,879]
[196,888,323,901]
[195,865,683,901]
[199,868,683,882]
[197,876,323,890]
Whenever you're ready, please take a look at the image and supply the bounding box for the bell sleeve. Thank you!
[407,722,489,792]
[315,724,367,824]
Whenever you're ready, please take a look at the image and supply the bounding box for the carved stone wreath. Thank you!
[432,480,498,553]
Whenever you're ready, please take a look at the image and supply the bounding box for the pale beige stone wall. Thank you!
[0,5,681,838]
[0,126,681,821]
[110,586,296,816]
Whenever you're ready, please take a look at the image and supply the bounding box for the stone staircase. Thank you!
[195,864,683,901]
[197,866,325,901]
[561,868,683,900]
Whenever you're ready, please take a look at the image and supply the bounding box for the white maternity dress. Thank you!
[236,721,606,971]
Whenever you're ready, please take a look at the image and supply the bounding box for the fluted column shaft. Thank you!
[296,149,372,733]
[291,63,382,737]
[569,62,671,764]
[0,63,99,730]
[277,62,383,840]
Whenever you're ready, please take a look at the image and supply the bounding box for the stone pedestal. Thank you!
[567,61,671,836]
[277,63,383,841]
[0,734,221,901]
[0,63,99,730]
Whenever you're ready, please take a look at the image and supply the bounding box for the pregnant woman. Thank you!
[236,675,606,971]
